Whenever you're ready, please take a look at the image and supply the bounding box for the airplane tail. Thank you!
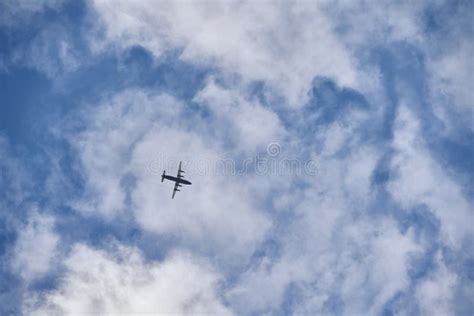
[161,170,165,182]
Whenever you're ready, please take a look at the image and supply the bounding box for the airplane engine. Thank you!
[161,170,165,182]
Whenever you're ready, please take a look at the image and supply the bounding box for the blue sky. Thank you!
[1,1,473,315]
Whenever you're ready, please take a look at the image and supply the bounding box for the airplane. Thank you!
[161,161,192,199]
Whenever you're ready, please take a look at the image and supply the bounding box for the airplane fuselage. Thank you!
[162,162,191,198]
[162,175,192,185]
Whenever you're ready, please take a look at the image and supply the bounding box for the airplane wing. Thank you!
[172,181,181,199]
[172,162,185,199]
[177,161,184,178]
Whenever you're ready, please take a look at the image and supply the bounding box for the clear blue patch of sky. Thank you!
[0,270,22,315]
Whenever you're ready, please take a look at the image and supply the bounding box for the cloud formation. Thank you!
[12,212,59,281]
[90,0,365,106]
[0,0,472,315]
[25,244,231,315]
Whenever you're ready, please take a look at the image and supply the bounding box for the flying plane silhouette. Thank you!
[162,161,192,199]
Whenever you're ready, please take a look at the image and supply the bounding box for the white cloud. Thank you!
[339,222,419,315]
[68,87,273,265]
[428,39,474,131]
[193,78,285,152]
[5,1,467,313]
[11,212,59,282]
[90,0,362,106]
[1,1,81,79]
[62,83,426,315]
[11,23,81,78]
[227,216,421,315]
[225,106,422,314]
[388,105,474,247]
[0,0,64,27]
[430,39,474,109]
[68,90,183,218]
[24,243,232,315]
[326,0,473,132]
[415,251,457,316]
[130,125,272,264]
